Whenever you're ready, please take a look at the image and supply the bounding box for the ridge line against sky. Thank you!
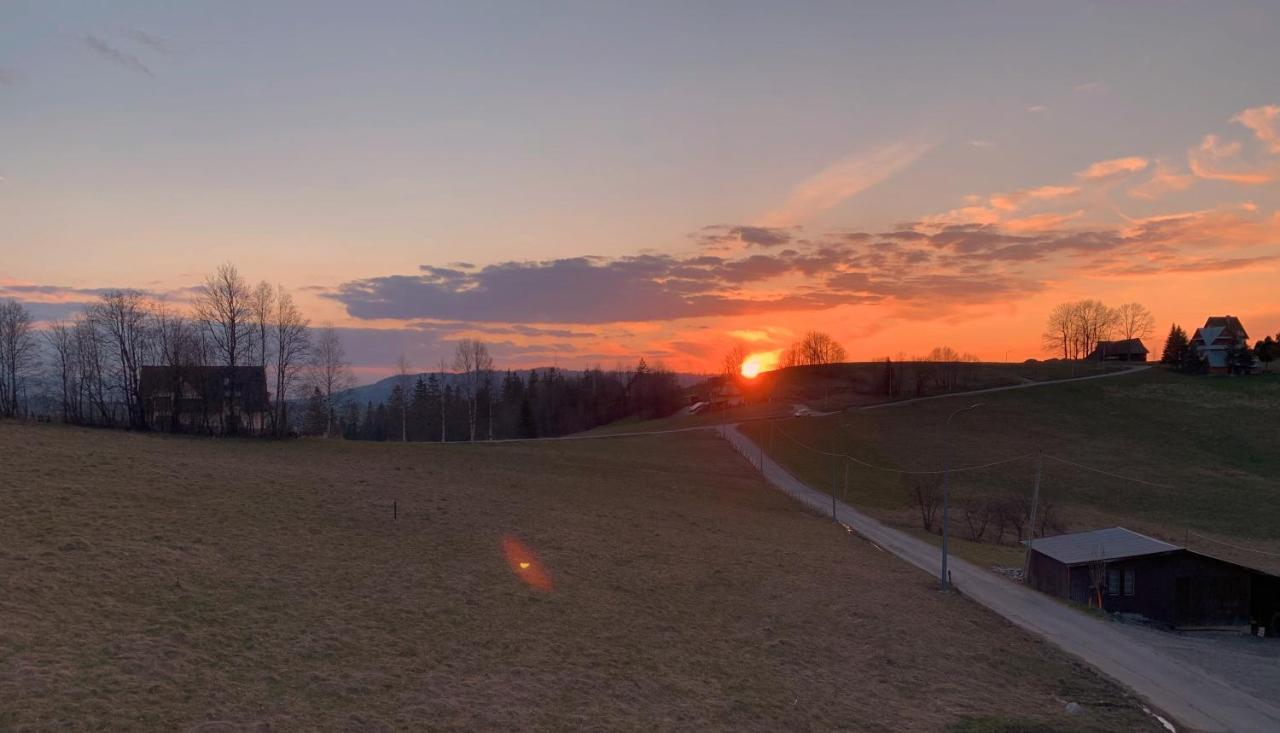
[2,2,1279,380]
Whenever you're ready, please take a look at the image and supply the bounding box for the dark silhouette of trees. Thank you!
[1114,302,1156,341]
[1254,336,1275,372]
[1160,324,1190,365]
[1042,299,1122,359]
[306,325,354,437]
[0,299,38,417]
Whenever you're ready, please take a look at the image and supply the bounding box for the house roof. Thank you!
[1203,315,1248,340]
[1026,527,1180,566]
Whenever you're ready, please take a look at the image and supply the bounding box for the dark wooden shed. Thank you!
[1026,527,1280,633]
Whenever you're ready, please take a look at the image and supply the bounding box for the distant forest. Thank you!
[309,360,684,441]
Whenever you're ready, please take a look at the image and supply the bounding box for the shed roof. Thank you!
[1026,527,1180,566]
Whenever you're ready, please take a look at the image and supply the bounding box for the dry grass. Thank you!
[0,421,1158,731]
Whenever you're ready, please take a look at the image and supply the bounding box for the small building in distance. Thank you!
[139,365,271,435]
[1190,315,1255,374]
[1026,527,1280,634]
[1088,338,1149,362]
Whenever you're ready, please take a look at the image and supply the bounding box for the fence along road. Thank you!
[717,423,1280,733]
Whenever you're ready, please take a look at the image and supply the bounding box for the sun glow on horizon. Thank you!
[740,351,779,378]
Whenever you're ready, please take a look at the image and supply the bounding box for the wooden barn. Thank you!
[139,365,272,436]
[1026,527,1280,634]
[1087,338,1148,362]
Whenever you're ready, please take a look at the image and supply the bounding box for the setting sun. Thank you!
[740,351,779,379]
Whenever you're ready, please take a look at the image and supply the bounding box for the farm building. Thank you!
[1026,527,1280,633]
[1087,338,1148,362]
[1190,315,1256,374]
[138,365,272,435]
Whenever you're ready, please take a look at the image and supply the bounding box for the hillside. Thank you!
[738,368,1280,573]
[0,421,1156,731]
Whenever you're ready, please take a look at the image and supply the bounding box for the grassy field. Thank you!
[738,368,1280,573]
[0,421,1160,731]
[585,360,1128,437]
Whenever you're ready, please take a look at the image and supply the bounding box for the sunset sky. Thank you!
[3,1,1279,381]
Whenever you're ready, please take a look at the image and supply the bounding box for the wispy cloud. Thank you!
[1073,81,1108,94]
[758,140,933,227]
[1233,104,1280,154]
[1188,134,1274,184]
[1128,160,1195,199]
[83,35,153,76]
[1077,156,1149,181]
[1026,105,1048,113]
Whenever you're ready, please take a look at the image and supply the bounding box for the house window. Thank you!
[1107,568,1121,596]
[1123,569,1135,597]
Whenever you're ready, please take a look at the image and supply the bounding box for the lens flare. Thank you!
[501,535,553,592]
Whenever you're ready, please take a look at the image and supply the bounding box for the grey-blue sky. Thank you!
[3,1,1279,374]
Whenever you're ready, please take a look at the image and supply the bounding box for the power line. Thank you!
[1188,532,1280,559]
[1041,454,1174,489]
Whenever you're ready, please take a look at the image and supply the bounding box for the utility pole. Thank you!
[1022,451,1043,584]
[941,403,983,592]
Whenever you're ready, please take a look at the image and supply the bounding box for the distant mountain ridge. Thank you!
[335,368,707,405]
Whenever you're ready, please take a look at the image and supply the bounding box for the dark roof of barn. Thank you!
[1026,527,1180,566]
[1091,338,1149,357]
[139,365,270,411]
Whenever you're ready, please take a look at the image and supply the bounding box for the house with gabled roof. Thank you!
[1190,315,1255,374]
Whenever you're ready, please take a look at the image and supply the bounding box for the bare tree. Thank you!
[44,320,81,423]
[194,263,254,368]
[1114,302,1155,341]
[306,325,353,437]
[74,314,114,425]
[250,281,275,371]
[908,475,942,533]
[272,287,310,436]
[1043,299,1121,359]
[395,353,412,442]
[796,331,847,366]
[1075,299,1119,358]
[0,299,38,417]
[150,301,198,432]
[438,356,449,442]
[453,339,493,441]
[1042,301,1078,359]
[960,493,992,542]
[90,290,152,429]
[778,344,801,369]
[722,344,749,380]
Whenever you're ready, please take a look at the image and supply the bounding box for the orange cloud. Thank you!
[1188,135,1275,184]
[758,139,933,226]
[1128,160,1195,199]
[1233,104,1280,154]
[1078,156,1149,180]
